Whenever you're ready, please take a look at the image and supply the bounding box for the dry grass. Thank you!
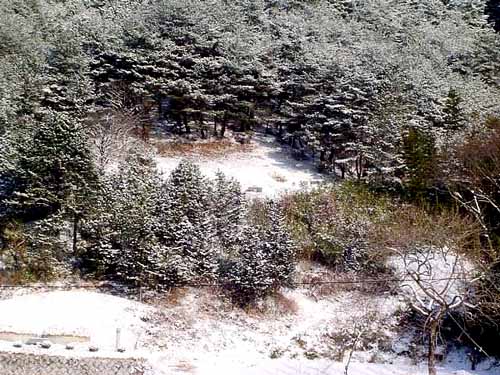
[371,204,481,259]
[163,287,189,305]
[297,259,395,298]
[273,291,299,315]
[171,361,196,373]
[140,287,190,307]
[271,172,287,183]
[155,138,253,158]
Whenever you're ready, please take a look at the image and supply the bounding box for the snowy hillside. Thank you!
[0,285,498,374]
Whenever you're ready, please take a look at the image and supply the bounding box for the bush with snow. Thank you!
[281,184,389,273]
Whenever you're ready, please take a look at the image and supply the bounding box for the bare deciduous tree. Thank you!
[397,246,476,375]
[88,109,138,170]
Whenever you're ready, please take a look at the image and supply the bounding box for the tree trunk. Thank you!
[320,150,326,162]
[183,113,190,134]
[199,113,207,139]
[220,113,227,138]
[175,115,183,134]
[356,153,363,180]
[72,215,79,256]
[428,321,438,375]
[141,122,149,141]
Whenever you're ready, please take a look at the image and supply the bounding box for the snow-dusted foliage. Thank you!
[1,0,499,182]
[282,185,387,272]
[212,171,245,251]
[219,225,274,305]
[157,160,218,281]
[221,200,296,304]
[81,149,168,286]
[80,158,296,295]
[0,112,98,222]
[0,214,72,280]
[261,200,296,286]
[1,0,500,323]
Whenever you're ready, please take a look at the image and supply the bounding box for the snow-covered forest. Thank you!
[1,0,500,374]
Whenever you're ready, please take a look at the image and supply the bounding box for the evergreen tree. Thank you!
[220,201,296,305]
[7,113,97,220]
[212,171,245,251]
[442,88,465,131]
[219,225,273,306]
[157,160,217,281]
[402,127,438,198]
[0,112,98,257]
[263,200,296,286]
[81,149,167,286]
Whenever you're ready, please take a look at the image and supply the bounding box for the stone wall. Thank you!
[0,351,148,375]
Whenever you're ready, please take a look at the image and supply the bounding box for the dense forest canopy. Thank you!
[0,0,499,247]
[1,1,499,169]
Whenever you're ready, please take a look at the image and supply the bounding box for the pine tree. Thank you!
[263,200,296,286]
[219,225,273,306]
[81,149,164,286]
[402,127,438,198]
[0,112,99,257]
[212,171,245,252]
[7,113,97,219]
[219,201,296,305]
[157,160,217,281]
[442,88,465,131]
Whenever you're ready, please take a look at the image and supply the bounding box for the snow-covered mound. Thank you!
[0,291,150,351]
[155,133,326,197]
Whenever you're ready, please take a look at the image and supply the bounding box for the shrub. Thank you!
[1,216,72,282]
[281,183,390,273]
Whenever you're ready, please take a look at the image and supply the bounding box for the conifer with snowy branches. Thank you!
[81,149,167,286]
[157,160,217,281]
[262,200,296,286]
[220,200,296,304]
[219,225,273,306]
[212,171,245,252]
[0,112,98,259]
[6,112,98,222]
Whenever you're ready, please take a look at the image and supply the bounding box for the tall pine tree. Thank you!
[157,160,217,281]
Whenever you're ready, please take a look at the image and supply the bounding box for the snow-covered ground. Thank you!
[160,356,498,375]
[0,286,497,374]
[0,290,151,356]
[155,133,327,197]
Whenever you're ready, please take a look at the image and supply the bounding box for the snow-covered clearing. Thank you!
[0,286,497,374]
[155,133,326,197]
